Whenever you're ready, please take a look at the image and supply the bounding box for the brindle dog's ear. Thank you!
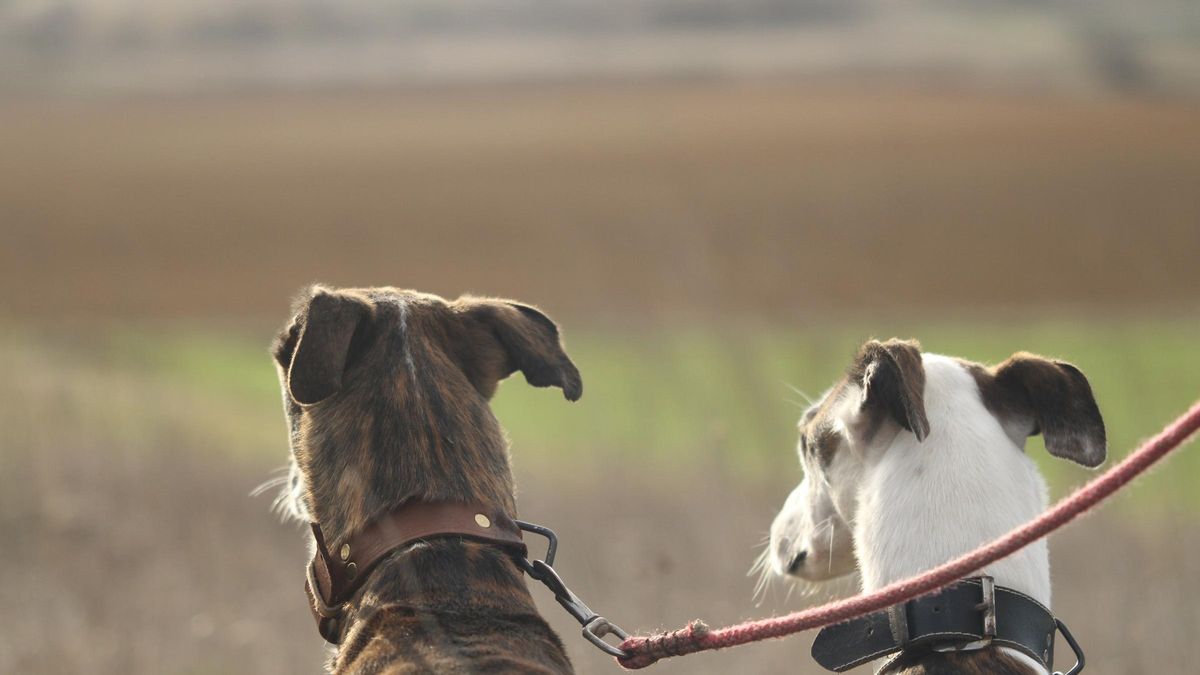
[283,288,374,405]
[989,354,1106,467]
[455,299,582,401]
[853,339,930,442]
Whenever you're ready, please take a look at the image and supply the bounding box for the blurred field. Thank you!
[2,77,1199,675]
[12,317,1198,502]
[2,82,1199,319]
[3,319,1199,674]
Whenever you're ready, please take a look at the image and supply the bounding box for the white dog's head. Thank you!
[768,339,1106,584]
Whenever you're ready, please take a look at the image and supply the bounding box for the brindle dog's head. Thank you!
[271,285,581,545]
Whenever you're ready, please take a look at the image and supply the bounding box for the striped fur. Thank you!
[272,286,579,674]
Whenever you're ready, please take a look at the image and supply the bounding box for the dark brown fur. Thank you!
[800,339,929,467]
[885,648,1036,674]
[966,353,1106,467]
[272,286,579,674]
[848,339,930,443]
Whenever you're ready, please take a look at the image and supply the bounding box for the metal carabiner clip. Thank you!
[515,520,631,659]
[583,616,630,658]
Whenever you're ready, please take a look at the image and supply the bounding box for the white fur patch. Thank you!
[854,355,1051,604]
[770,352,1057,674]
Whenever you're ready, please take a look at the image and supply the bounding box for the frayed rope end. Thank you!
[617,620,711,669]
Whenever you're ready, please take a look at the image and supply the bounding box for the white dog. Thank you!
[767,339,1104,674]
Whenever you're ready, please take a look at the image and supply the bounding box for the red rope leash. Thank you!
[617,399,1200,669]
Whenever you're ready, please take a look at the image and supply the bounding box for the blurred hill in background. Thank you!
[2,83,1198,321]
[2,0,1199,96]
[3,1,1198,322]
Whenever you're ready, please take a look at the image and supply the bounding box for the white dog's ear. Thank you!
[851,339,930,442]
[983,354,1107,468]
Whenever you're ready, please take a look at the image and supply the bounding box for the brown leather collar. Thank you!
[304,500,528,644]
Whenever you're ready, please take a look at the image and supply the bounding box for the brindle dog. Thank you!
[271,285,580,674]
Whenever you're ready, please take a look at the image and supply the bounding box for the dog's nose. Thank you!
[787,550,808,574]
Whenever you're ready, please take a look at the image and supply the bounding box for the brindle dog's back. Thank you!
[336,544,571,674]
[272,286,580,674]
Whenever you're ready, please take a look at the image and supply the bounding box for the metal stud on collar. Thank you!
[930,575,997,654]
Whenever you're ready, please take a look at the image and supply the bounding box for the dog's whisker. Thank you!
[260,461,308,522]
[784,578,799,604]
[783,383,814,407]
[827,518,836,576]
[749,545,777,606]
[250,473,289,498]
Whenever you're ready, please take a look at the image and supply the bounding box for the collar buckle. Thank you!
[306,558,345,620]
[978,575,998,639]
[305,557,348,643]
[931,575,996,653]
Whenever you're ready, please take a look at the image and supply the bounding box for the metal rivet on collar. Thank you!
[474,514,492,528]
[339,544,351,561]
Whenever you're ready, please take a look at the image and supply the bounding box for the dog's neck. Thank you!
[333,540,571,674]
[290,330,520,547]
[854,356,1051,674]
[292,396,572,672]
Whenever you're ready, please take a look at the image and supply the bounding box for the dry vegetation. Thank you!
[1,82,1199,320]
[4,416,1198,675]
